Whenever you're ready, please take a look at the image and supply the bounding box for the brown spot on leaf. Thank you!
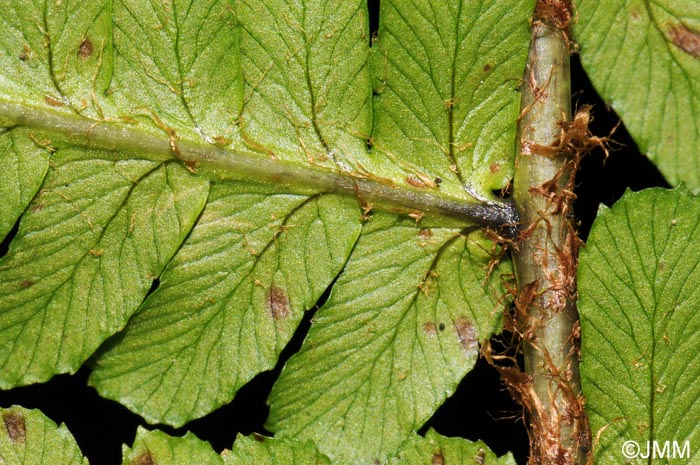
[252,432,266,442]
[19,280,34,289]
[489,162,501,173]
[432,451,445,465]
[423,322,437,336]
[78,38,93,58]
[267,286,290,321]
[483,63,492,72]
[454,316,477,352]
[3,411,26,444]
[475,448,486,465]
[135,452,155,465]
[668,23,700,58]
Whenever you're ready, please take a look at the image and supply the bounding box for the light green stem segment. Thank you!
[512,8,589,465]
[0,100,515,229]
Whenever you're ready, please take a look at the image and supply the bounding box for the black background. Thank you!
[0,2,670,464]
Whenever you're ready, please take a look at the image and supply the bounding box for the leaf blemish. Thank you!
[2,411,26,444]
[454,316,477,352]
[432,450,445,465]
[668,23,700,58]
[422,322,437,336]
[19,279,34,289]
[267,286,291,321]
[135,452,155,465]
[78,38,93,58]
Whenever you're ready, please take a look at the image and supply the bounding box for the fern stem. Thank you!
[510,2,590,464]
[0,100,515,230]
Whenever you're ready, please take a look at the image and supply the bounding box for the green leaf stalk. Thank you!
[510,2,590,463]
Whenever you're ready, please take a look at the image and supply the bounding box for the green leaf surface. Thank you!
[0,128,50,241]
[0,153,208,387]
[268,212,509,464]
[0,0,242,143]
[371,0,533,199]
[236,0,371,167]
[575,0,700,191]
[391,430,516,465]
[121,427,223,465]
[0,0,527,448]
[0,405,87,465]
[222,435,330,465]
[579,188,700,464]
[90,184,361,426]
[0,0,523,226]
